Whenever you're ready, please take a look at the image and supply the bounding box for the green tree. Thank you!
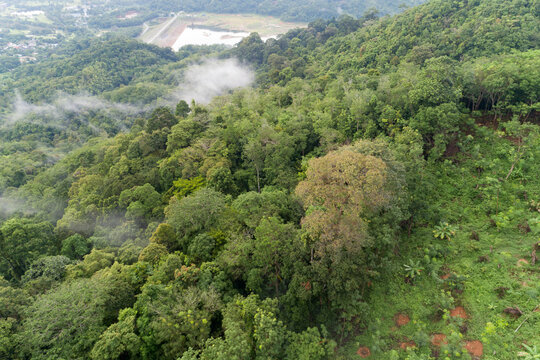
[20,264,136,360]
[167,118,205,152]
[81,62,113,94]
[295,141,407,312]
[0,218,58,280]
[0,277,31,319]
[22,255,72,293]
[251,218,298,296]
[149,223,177,250]
[146,107,177,133]
[224,217,299,297]
[138,243,168,265]
[233,33,265,65]
[0,318,17,359]
[90,308,141,360]
[66,249,115,279]
[187,233,216,263]
[231,188,301,230]
[165,188,227,251]
[185,294,333,360]
[119,183,163,224]
[61,234,91,260]
[176,100,191,118]
[135,285,221,360]
[243,125,295,192]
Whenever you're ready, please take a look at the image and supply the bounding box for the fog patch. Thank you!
[0,195,34,216]
[3,91,142,130]
[4,59,253,127]
[170,58,255,104]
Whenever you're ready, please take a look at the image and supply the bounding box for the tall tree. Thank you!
[0,218,58,280]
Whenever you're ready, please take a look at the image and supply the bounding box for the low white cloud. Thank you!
[3,91,141,129]
[170,58,255,104]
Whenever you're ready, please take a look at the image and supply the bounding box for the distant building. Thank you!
[19,55,37,64]
[117,11,139,20]
[10,10,44,19]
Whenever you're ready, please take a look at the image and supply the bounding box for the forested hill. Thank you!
[0,37,178,108]
[0,0,539,359]
[141,0,426,21]
[233,0,539,73]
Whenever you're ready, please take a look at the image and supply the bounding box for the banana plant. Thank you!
[433,221,457,240]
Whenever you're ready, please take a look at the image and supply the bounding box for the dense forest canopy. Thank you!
[0,0,539,359]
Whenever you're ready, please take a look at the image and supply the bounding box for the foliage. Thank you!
[172,176,206,198]
[119,183,163,224]
[433,222,458,241]
[185,294,334,359]
[61,234,92,260]
[165,188,227,250]
[144,0,423,22]
[0,0,538,358]
[20,264,136,360]
[21,255,72,293]
[138,243,168,265]
[135,284,221,360]
[0,218,58,280]
[66,249,115,279]
[519,344,540,359]
[403,259,424,281]
[90,308,141,360]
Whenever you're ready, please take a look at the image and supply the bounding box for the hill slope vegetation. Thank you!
[0,0,538,359]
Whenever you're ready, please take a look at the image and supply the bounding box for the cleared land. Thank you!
[140,12,306,48]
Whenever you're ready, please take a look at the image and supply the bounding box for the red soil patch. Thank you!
[517,259,529,267]
[465,340,483,357]
[431,334,448,347]
[400,340,416,350]
[357,346,371,358]
[394,313,410,327]
[450,306,468,319]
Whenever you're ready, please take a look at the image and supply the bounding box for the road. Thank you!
[147,13,178,44]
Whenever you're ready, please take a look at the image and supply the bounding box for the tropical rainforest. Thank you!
[0,0,539,359]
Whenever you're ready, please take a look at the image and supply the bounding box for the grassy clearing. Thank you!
[341,122,540,359]
[192,12,306,37]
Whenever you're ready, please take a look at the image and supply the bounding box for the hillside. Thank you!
[131,0,426,22]
[0,0,539,359]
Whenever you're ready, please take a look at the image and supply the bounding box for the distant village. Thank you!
[0,3,94,65]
